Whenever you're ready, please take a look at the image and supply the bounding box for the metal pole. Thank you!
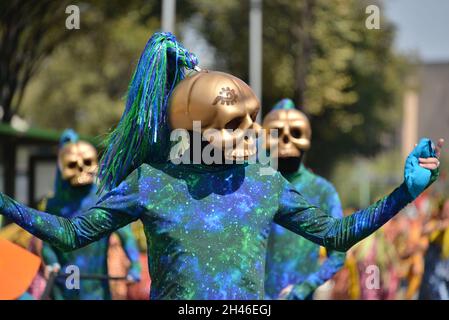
[402,89,419,161]
[249,0,263,123]
[161,0,176,33]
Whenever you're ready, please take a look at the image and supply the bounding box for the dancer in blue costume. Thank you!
[41,129,141,300]
[0,32,443,299]
[263,99,345,300]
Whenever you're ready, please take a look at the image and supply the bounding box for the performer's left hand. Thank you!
[44,263,61,279]
[404,138,444,199]
[418,138,444,170]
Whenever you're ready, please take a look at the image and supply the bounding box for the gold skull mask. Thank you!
[263,108,311,158]
[58,141,98,186]
[169,71,261,160]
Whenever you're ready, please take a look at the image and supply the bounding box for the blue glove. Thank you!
[404,138,439,199]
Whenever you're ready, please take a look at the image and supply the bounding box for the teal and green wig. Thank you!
[98,32,199,193]
[272,98,296,111]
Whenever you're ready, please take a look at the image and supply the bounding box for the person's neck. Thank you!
[278,156,303,175]
[55,179,95,200]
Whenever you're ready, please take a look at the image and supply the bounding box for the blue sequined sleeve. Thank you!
[0,175,142,252]
[274,182,414,252]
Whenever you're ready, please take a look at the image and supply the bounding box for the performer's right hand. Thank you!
[44,263,61,279]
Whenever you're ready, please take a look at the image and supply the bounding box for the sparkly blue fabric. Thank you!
[0,162,416,299]
[265,164,345,299]
[41,183,141,300]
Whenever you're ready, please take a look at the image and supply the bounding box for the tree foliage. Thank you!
[0,0,73,122]
[20,0,160,136]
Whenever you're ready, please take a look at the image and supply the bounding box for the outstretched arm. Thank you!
[0,174,143,252]
[274,138,442,252]
[275,182,413,252]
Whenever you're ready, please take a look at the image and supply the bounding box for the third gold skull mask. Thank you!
[263,105,311,159]
[58,141,98,186]
[169,71,261,160]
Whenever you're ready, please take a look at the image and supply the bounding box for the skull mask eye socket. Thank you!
[83,159,93,166]
[290,128,302,139]
[67,161,77,169]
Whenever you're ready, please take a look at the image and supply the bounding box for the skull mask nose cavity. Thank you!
[283,135,289,144]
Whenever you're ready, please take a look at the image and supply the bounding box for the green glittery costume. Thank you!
[0,154,438,299]
[0,33,439,300]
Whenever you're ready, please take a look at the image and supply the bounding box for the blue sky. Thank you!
[384,0,449,62]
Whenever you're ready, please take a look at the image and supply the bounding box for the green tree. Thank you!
[19,0,199,136]
[0,0,74,198]
[0,0,74,123]
[20,1,160,136]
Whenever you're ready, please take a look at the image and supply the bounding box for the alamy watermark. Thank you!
[65,5,80,30]
[169,121,278,176]
[365,5,380,30]
[365,264,380,290]
[62,264,80,290]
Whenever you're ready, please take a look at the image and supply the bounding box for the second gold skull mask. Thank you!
[58,141,98,187]
[263,105,311,159]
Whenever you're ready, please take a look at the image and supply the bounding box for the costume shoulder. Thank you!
[123,163,161,183]
[246,163,286,185]
[118,162,178,193]
[311,171,338,195]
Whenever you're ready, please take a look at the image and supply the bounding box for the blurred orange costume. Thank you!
[0,238,41,300]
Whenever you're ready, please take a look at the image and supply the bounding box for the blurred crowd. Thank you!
[317,190,449,300]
